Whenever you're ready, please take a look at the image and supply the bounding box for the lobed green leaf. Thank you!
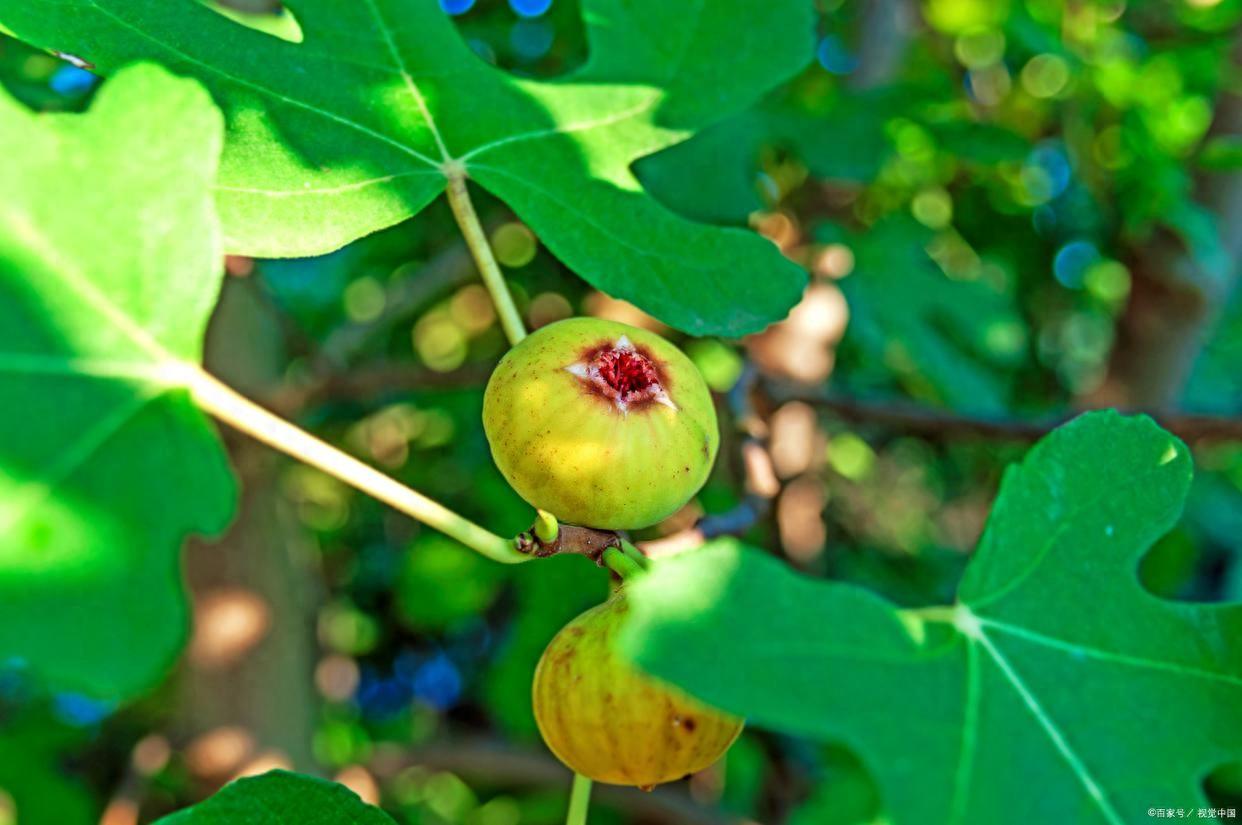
[0,0,815,336]
[621,411,1242,823]
[0,64,236,699]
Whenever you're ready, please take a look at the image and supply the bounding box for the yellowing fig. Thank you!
[483,317,718,530]
[532,594,743,789]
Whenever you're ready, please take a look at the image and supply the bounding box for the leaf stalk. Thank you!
[445,172,527,346]
[186,366,529,564]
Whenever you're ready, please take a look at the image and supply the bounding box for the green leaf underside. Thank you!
[155,771,396,824]
[0,64,235,699]
[622,412,1242,823]
[3,0,814,336]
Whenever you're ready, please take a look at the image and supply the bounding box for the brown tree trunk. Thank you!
[1092,66,1242,408]
[173,275,320,790]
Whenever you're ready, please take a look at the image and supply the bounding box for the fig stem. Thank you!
[602,547,645,580]
[534,510,560,544]
[186,366,530,564]
[618,539,651,570]
[444,171,527,347]
[566,773,592,825]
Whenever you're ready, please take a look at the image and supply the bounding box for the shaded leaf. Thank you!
[156,770,396,824]
[835,217,1025,414]
[483,554,608,739]
[395,534,507,632]
[639,82,1026,225]
[0,706,95,825]
[640,85,911,224]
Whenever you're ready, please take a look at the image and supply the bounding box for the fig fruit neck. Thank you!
[565,335,677,414]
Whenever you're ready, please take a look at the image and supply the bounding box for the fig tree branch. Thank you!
[263,361,495,416]
[772,388,1242,444]
[316,233,483,368]
[263,358,1242,445]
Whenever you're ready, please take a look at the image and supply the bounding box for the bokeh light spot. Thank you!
[685,339,743,392]
[912,188,954,229]
[316,654,361,702]
[414,312,469,372]
[509,0,552,18]
[954,29,1005,69]
[344,277,386,323]
[449,284,497,335]
[816,35,858,75]
[490,222,537,267]
[190,588,271,667]
[827,432,876,480]
[814,243,855,278]
[1021,54,1070,98]
[966,64,1012,105]
[1085,260,1131,305]
[528,292,573,328]
[510,20,554,59]
[50,65,98,95]
[1053,240,1100,289]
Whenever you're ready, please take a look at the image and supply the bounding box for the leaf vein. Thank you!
[83,0,443,169]
[980,617,1242,689]
[0,384,163,534]
[360,0,451,161]
[977,630,1125,825]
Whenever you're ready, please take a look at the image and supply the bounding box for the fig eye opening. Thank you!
[564,335,677,414]
[595,347,658,399]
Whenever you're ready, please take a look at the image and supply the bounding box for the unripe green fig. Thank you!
[532,594,743,788]
[483,317,719,530]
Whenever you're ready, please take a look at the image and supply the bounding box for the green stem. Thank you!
[602,547,645,580]
[907,606,959,622]
[445,171,527,346]
[618,539,651,569]
[566,773,592,825]
[533,509,560,544]
[187,366,530,565]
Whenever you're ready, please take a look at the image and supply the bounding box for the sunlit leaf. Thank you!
[0,64,235,699]
[1,0,816,336]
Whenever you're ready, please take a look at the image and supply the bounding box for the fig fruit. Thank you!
[483,317,718,530]
[532,594,743,788]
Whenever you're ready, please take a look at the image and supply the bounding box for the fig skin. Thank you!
[483,317,719,530]
[532,594,743,788]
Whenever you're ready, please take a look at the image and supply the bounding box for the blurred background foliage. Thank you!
[1,0,1240,822]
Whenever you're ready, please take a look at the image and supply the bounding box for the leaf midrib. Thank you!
[933,600,1240,824]
[0,204,171,364]
[973,627,1125,825]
